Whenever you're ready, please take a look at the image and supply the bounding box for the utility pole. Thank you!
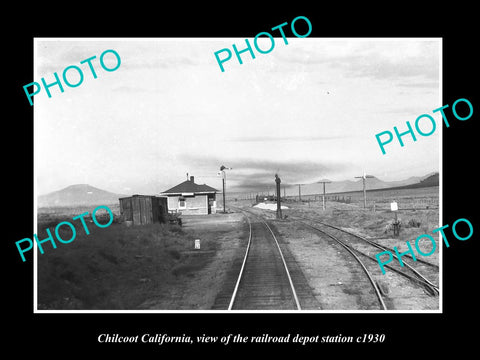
[275,174,282,219]
[354,172,374,208]
[298,184,302,202]
[317,179,331,210]
[219,165,232,213]
[222,175,226,212]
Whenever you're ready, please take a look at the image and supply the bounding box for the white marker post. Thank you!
[391,201,399,236]
[390,201,398,212]
[195,239,201,250]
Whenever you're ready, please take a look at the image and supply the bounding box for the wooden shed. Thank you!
[118,195,168,225]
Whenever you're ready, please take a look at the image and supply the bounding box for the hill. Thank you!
[38,184,127,208]
[297,172,438,196]
[417,172,439,187]
[369,172,439,192]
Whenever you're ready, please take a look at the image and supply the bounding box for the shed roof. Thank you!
[161,179,218,195]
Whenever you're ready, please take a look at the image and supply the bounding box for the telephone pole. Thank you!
[354,172,374,208]
[317,179,331,210]
[296,184,304,202]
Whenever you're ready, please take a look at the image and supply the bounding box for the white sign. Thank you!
[194,239,201,249]
[390,201,398,211]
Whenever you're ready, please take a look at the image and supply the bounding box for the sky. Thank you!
[34,38,441,196]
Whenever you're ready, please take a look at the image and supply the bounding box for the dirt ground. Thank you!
[37,193,439,311]
[139,213,248,310]
[36,210,249,310]
[237,198,440,311]
[143,190,440,311]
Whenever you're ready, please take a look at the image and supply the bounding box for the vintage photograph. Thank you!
[34,37,441,312]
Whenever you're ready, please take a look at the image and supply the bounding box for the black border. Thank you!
[6,5,479,355]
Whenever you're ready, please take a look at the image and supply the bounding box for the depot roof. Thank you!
[161,178,218,195]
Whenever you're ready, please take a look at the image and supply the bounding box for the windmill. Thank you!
[355,171,374,208]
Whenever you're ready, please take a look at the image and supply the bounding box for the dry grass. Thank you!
[244,186,439,240]
[36,214,201,310]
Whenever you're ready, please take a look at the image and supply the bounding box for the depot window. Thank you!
[178,197,186,209]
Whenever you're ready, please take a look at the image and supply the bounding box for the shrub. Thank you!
[171,263,205,277]
[407,219,421,228]
[169,224,184,234]
[168,249,182,260]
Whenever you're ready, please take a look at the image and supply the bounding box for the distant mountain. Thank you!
[382,175,423,188]
[38,184,127,208]
[298,172,439,196]
[383,172,439,191]
[418,172,439,186]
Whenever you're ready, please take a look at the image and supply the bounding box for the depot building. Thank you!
[160,176,219,215]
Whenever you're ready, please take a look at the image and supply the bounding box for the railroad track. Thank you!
[211,207,321,310]
[212,205,439,311]
[227,210,301,310]
[315,220,439,270]
[292,216,440,309]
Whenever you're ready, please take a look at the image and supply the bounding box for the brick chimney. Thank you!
[190,176,194,183]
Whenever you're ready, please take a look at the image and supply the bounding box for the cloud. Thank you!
[120,56,197,70]
[396,81,439,88]
[379,106,431,116]
[344,57,438,81]
[35,41,126,74]
[229,135,348,142]
[35,40,198,77]
[273,39,440,84]
[111,85,166,93]
[179,154,349,191]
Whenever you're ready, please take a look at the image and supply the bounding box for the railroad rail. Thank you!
[317,220,439,269]
[227,209,301,310]
[294,216,439,297]
[215,205,439,311]
[294,219,387,310]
